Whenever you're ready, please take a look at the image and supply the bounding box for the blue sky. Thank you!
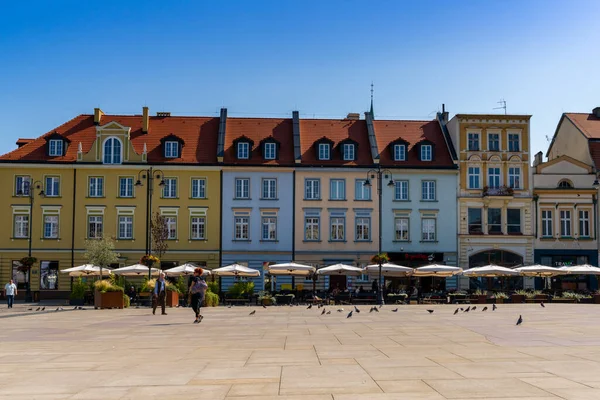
[1,0,599,157]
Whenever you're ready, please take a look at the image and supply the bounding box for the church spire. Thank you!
[369,82,374,117]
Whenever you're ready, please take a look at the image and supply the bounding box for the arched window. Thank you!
[103,137,122,164]
[557,179,573,189]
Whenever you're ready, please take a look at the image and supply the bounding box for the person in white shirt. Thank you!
[4,279,17,309]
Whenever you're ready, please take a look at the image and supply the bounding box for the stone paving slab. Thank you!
[2,303,600,398]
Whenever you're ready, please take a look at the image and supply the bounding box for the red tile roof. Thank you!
[0,114,220,164]
[373,119,454,167]
[565,113,600,139]
[588,142,600,169]
[223,118,294,165]
[299,119,372,166]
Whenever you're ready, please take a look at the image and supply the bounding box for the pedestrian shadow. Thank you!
[148,323,190,326]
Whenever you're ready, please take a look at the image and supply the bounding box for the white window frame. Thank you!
[421,218,436,242]
[234,216,250,240]
[488,132,500,151]
[421,180,436,201]
[261,178,277,199]
[318,143,330,160]
[163,178,177,198]
[164,216,177,240]
[102,136,122,165]
[118,216,133,239]
[88,215,103,239]
[45,176,60,197]
[560,210,572,237]
[394,180,409,201]
[191,216,206,240]
[541,210,553,237]
[330,216,345,241]
[14,214,29,239]
[420,144,432,161]
[342,143,355,161]
[237,142,250,159]
[89,177,104,198]
[394,217,409,241]
[191,178,207,199]
[261,216,277,241]
[508,167,521,189]
[393,144,406,161]
[43,215,59,239]
[355,216,370,241]
[15,175,31,196]
[467,132,480,151]
[355,179,371,200]
[264,142,276,160]
[305,179,320,200]
[49,139,63,156]
[235,178,250,199]
[330,179,346,200]
[579,210,590,237]
[164,141,179,158]
[488,167,501,188]
[119,177,134,198]
[304,212,320,241]
[468,167,480,189]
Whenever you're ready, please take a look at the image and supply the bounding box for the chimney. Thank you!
[16,138,33,148]
[94,108,104,125]
[346,113,360,120]
[533,151,543,167]
[142,107,149,133]
[593,107,600,118]
[441,104,449,123]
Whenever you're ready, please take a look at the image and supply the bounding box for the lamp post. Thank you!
[19,180,44,302]
[135,168,165,280]
[363,167,395,306]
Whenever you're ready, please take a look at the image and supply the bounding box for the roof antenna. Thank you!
[370,82,374,116]
[494,99,507,115]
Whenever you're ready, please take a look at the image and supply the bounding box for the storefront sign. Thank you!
[388,252,444,266]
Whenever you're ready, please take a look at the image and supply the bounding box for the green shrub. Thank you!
[494,292,509,299]
[94,279,124,293]
[123,294,130,308]
[176,276,188,295]
[204,291,220,307]
[474,289,487,296]
[227,281,254,298]
[70,277,86,300]
[140,278,180,294]
[208,281,219,293]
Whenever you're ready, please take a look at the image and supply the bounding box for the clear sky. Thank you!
[1,0,599,158]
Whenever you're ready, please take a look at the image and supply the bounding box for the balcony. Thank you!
[482,185,514,197]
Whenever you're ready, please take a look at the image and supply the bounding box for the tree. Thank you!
[150,212,169,259]
[85,237,119,277]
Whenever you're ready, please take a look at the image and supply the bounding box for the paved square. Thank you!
[1,303,600,399]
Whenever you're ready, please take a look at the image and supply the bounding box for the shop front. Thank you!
[388,252,445,293]
[534,250,599,291]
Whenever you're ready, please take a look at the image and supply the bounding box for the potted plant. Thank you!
[471,289,487,304]
[534,290,548,302]
[166,282,181,307]
[494,292,509,304]
[140,254,160,268]
[258,291,276,306]
[94,279,124,309]
[370,253,389,265]
[69,277,86,306]
[204,290,220,307]
[553,291,578,303]
[512,290,527,304]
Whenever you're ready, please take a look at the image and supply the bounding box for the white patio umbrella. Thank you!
[212,264,260,277]
[112,264,161,276]
[61,264,113,277]
[317,264,364,276]
[364,263,414,277]
[560,264,600,275]
[462,265,520,277]
[515,265,565,277]
[267,262,315,276]
[412,264,463,277]
[164,263,211,277]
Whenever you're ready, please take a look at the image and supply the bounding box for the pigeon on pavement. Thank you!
[464,306,471,313]
[41,307,45,311]
[337,308,344,312]
[427,309,434,314]
[516,315,523,326]
[347,311,353,318]
[492,304,497,311]
[249,310,256,316]
[354,306,360,313]
[27,308,32,311]
[326,311,331,314]
[321,308,326,315]
[472,306,477,311]
[454,308,459,315]
[392,308,398,312]
[540,302,545,308]
[307,304,312,309]
[262,304,267,309]
[482,306,488,312]
[35,307,40,311]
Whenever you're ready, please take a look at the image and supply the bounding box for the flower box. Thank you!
[471,295,487,304]
[166,290,179,307]
[94,290,124,309]
[511,294,525,304]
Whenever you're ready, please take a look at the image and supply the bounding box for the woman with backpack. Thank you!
[189,267,208,324]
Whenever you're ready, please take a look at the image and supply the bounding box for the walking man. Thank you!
[4,279,17,309]
[189,267,208,324]
[152,273,167,315]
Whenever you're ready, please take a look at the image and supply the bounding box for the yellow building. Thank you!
[446,113,534,287]
[0,108,221,300]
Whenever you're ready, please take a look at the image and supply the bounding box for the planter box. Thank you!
[94,290,124,309]
[475,295,487,304]
[261,298,274,306]
[593,294,600,304]
[552,298,577,304]
[511,294,525,303]
[166,291,179,307]
[69,298,84,306]
[494,298,505,304]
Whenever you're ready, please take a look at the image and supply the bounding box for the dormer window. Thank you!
[318,143,330,160]
[394,144,406,161]
[421,144,432,161]
[264,142,276,160]
[49,139,63,156]
[237,142,249,159]
[103,137,122,164]
[164,141,179,158]
[342,143,355,161]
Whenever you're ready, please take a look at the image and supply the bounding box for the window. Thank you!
[507,209,521,234]
[163,178,177,198]
[394,144,406,161]
[264,142,276,160]
[420,144,432,161]
[262,179,277,199]
[488,208,502,234]
[103,137,122,164]
[261,217,277,241]
[421,218,436,241]
[560,210,571,237]
[318,143,330,160]
[43,215,59,239]
[88,177,104,197]
[558,180,573,189]
[468,167,480,189]
[118,216,133,239]
[45,176,60,197]
[330,217,345,241]
[330,179,346,200]
[508,167,520,189]
[14,215,29,238]
[305,179,320,200]
[164,217,177,239]
[191,217,205,240]
[165,141,179,158]
[468,133,479,151]
[237,142,249,159]
[40,261,59,290]
[541,210,553,237]
[579,210,590,237]
[235,178,250,199]
[119,177,134,198]
[395,218,409,241]
[468,208,482,234]
[343,143,355,161]
[488,133,500,151]
[508,134,520,152]
[355,217,370,241]
[234,216,249,240]
[88,216,103,238]
[422,180,436,201]
[394,180,409,201]
[49,139,63,156]
[488,167,500,188]
[15,176,30,196]
[304,217,320,241]
[355,179,371,200]
[191,178,206,199]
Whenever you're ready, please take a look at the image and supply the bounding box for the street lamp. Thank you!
[18,180,44,302]
[135,168,165,280]
[364,167,395,306]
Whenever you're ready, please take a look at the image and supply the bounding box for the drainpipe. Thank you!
[218,170,223,295]
[70,168,77,290]
[292,170,296,261]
